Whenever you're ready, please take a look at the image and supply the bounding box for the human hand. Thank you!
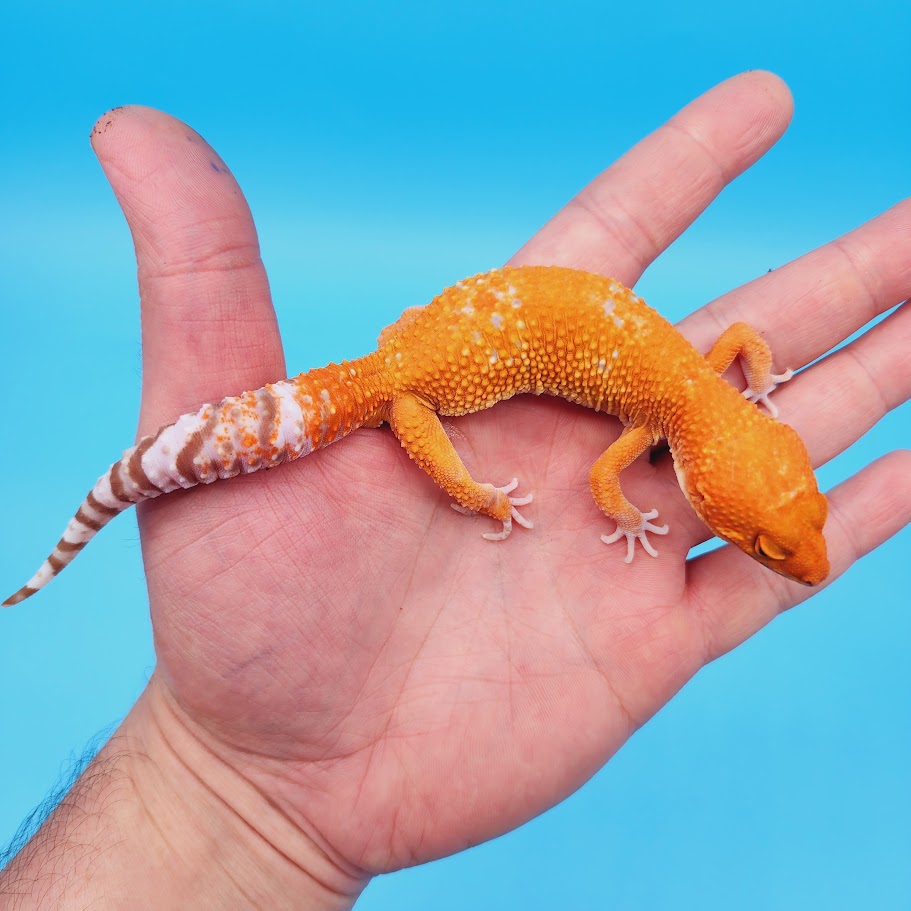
[131,66,910,873]
[5,71,909,908]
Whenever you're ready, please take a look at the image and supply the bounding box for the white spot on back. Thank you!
[612,314,625,328]
[603,299,615,317]
[461,304,475,316]
[612,349,619,359]
[489,351,499,364]
[490,313,504,329]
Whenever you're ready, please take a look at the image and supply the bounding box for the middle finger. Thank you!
[678,198,911,374]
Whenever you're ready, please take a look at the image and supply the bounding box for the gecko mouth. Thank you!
[768,563,827,587]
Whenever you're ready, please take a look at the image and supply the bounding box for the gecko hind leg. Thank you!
[705,322,793,418]
[389,394,533,540]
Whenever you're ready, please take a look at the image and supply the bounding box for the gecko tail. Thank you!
[2,482,133,605]
[2,437,170,606]
[4,361,384,607]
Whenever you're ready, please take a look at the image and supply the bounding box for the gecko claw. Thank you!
[601,508,669,562]
[451,478,534,540]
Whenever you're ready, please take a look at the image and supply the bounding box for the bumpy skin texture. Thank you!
[3,265,829,606]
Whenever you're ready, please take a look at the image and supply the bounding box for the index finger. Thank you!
[510,71,794,283]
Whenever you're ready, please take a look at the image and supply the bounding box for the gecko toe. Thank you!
[601,508,668,561]
[452,478,534,540]
[482,518,513,541]
[743,368,793,419]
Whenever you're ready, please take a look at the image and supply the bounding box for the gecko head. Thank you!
[674,418,829,586]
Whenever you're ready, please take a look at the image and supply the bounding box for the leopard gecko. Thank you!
[3,265,828,605]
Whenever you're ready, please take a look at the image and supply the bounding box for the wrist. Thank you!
[0,677,367,910]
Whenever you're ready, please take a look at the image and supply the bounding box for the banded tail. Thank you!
[4,358,387,606]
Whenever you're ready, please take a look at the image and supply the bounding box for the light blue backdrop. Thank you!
[1,1,908,907]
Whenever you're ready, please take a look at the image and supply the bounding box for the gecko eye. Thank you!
[754,533,789,561]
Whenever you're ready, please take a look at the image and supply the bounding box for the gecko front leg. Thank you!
[590,423,669,561]
[705,322,793,418]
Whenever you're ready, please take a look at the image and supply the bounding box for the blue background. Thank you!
[1,1,908,907]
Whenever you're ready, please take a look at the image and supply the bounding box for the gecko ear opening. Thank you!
[754,533,789,561]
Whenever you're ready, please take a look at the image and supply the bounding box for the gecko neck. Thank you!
[663,370,753,460]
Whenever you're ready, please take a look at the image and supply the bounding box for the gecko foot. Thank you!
[743,369,794,419]
[601,509,669,562]
[451,478,534,541]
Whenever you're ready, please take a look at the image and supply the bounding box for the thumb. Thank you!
[89,106,285,439]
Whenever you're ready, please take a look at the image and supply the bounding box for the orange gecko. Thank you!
[3,265,828,606]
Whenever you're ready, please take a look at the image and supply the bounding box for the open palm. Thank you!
[93,72,910,879]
